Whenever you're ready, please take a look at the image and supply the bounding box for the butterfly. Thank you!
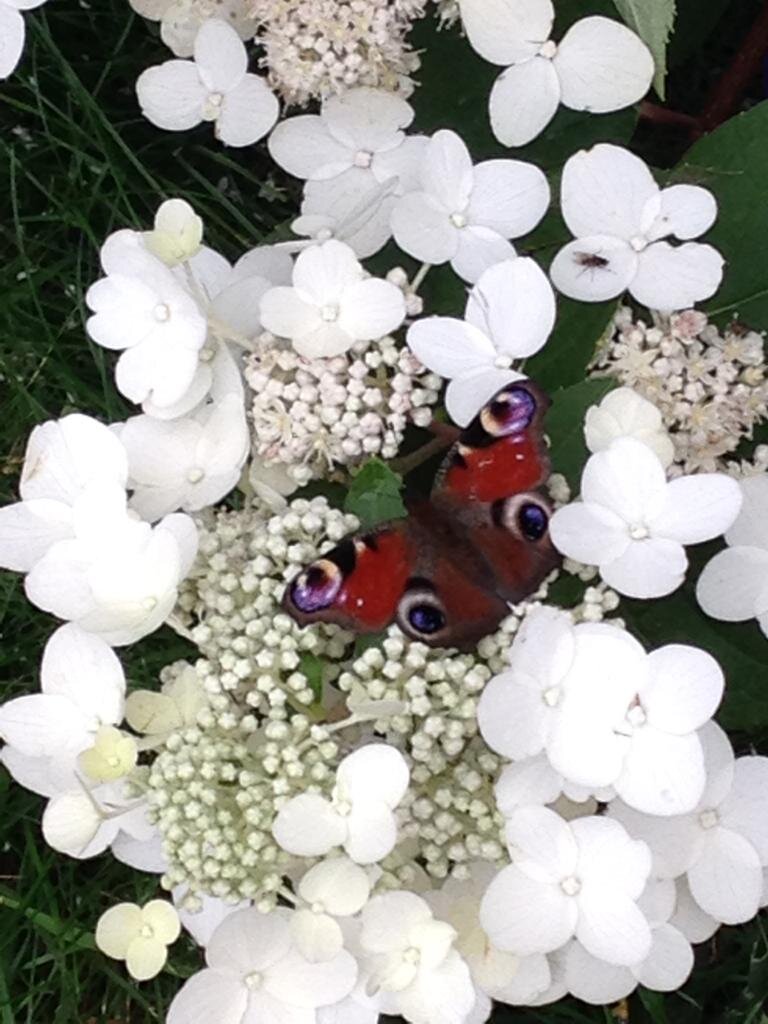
[283,380,560,650]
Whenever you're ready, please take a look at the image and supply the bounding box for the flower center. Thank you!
[450,211,467,228]
[629,235,648,252]
[629,523,650,540]
[317,227,334,241]
[542,685,561,708]
[494,355,513,369]
[560,875,581,897]
[140,924,154,939]
[403,946,421,964]
[245,970,263,990]
[153,302,171,322]
[626,703,647,727]
[142,596,158,611]
[334,798,352,816]
[354,149,373,168]
[310,901,325,914]
[202,92,224,120]
[538,39,558,59]
[699,808,719,829]
[187,467,205,484]
[321,303,340,322]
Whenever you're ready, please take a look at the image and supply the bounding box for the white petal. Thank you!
[42,791,117,858]
[291,910,343,963]
[112,832,168,873]
[361,891,431,954]
[635,923,694,991]
[125,936,168,981]
[136,60,206,131]
[615,729,706,816]
[512,606,577,684]
[699,720,736,807]
[600,536,688,599]
[505,805,578,880]
[561,143,657,239]
[631,241,724,312]
[0,694,90,758]
[174,891,249,948]
[445,366,523,426]
[293,239,362,304]
[0,5,24,77]
[637,877,676,925]
[670,878,719,943]
[469,160,550,239]
[268,116,353,180]
[458,0,552,64]
[420,130,474,211]
[216,75,279,148]
[450,227,516,285]
[395,951,475,1024]
[41,622,126,722]
[232,246,294,286]
[116,341,201,409]
[688,828,763,924]
[651,473,742,544]
[550,235,637,302]
[719,757,768,862]
[495,756,563,815]
[193,19,246,93]
[696,547,768,622]
[607,799,702,878]
[344,803,398,864]
[644,185,718,242]
[407,317,495,379]
[581,439,666,520]
[167,969,248,1024]
[480,866,576,955]
[298,169,395,258]
[337,278,405,341]
[206,907,291,973]
[272,794,346,856]
[563,940,635,1004]
[322,87,413,152]
[372,134,429,194]
[259,287,321,341]
[554,16,653,114]
[337,743,409,807]
[643,645,724,734]
[548,501,630,566]
[265,947,358,1010]
[0,499,72,571]
[157,512,198,577]
[391,192,458,265]
[478,672,549,760]
[584,386,674,466]
[489,58,562,148]
[298,856,371,916]
[726,475,768,548]
[293,324,354,360]
[576,886,651,965]
[0,748,77,797]
[466,258,555,358]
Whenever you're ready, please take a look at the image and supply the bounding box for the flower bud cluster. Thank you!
[596,306,768,473]
[245,335,441,486]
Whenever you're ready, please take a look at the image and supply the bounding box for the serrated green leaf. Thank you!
[613,0,676,98]
[344,459,407,527]
[546,378,617,487]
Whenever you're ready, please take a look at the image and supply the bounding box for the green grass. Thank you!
[0,1,767,1021]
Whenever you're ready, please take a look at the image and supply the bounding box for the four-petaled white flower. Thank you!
[550,144,724,311]
[584,386,674,468]
[292,172,399,259]
[96,900,181,981]
[0,0,48,80]
[272,744,409,864]
[458,0,653,146]
[268,87,426,191]
[480,807,652,966]
[391,129,550,283]
[360,891,476,1024]
[136,19,279,147]
[291,856,371,963]
[125,663,208,745]
[407,258,556,425]
[143,197,203,265]
[610,722,768,925]
[167,907,357,1024]
[549,437,742,598]
[259,240,406,359]
[696,474,768,638]
[128,0,254,58]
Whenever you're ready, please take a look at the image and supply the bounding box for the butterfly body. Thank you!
[284,381,560,650]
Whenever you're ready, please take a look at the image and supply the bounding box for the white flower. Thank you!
[167,907,357,1024]
[118,393,249,520]
[293,172,399,259]
[86,232,208,409]
[494,754,612,818]
[559,879,693,1004]
[549,437,742,598]
[550,144,724,311]
[0,413,127,573]
[360,891,476,1024]
[24,487,198,645]
[291,857,371,962]
[268,87,425,189]
[427,864,552,1006]
[128,0,255,58]
[669,877,719,943]
[406,258,555,425]
[390,129,549,283]
[585,386,674,467]
[480,807,652,966]
[458,0,653,146]
[125,663,209,743]
[272,743,409,864]
[259,240,406,359]
[696,474,768,637]
[96,900,180,981]
[136,19,279,146]
[609,722,768,925]
[144,198,203,264]
[0,0,47,79]
[42,780,155,860]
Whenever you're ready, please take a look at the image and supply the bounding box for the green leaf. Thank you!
[526,298,618,391]
[612,0,676,98]
[299,652,325,699]
[673,102,768,330]
[344,459,407,527]
[546,379,616,487]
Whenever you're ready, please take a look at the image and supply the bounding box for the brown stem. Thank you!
[638,101,699,130]
[698,0,768,133]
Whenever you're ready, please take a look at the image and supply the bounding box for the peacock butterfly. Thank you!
[283,380,560,650]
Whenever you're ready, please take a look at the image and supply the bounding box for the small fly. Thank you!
[574,251,609,269]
